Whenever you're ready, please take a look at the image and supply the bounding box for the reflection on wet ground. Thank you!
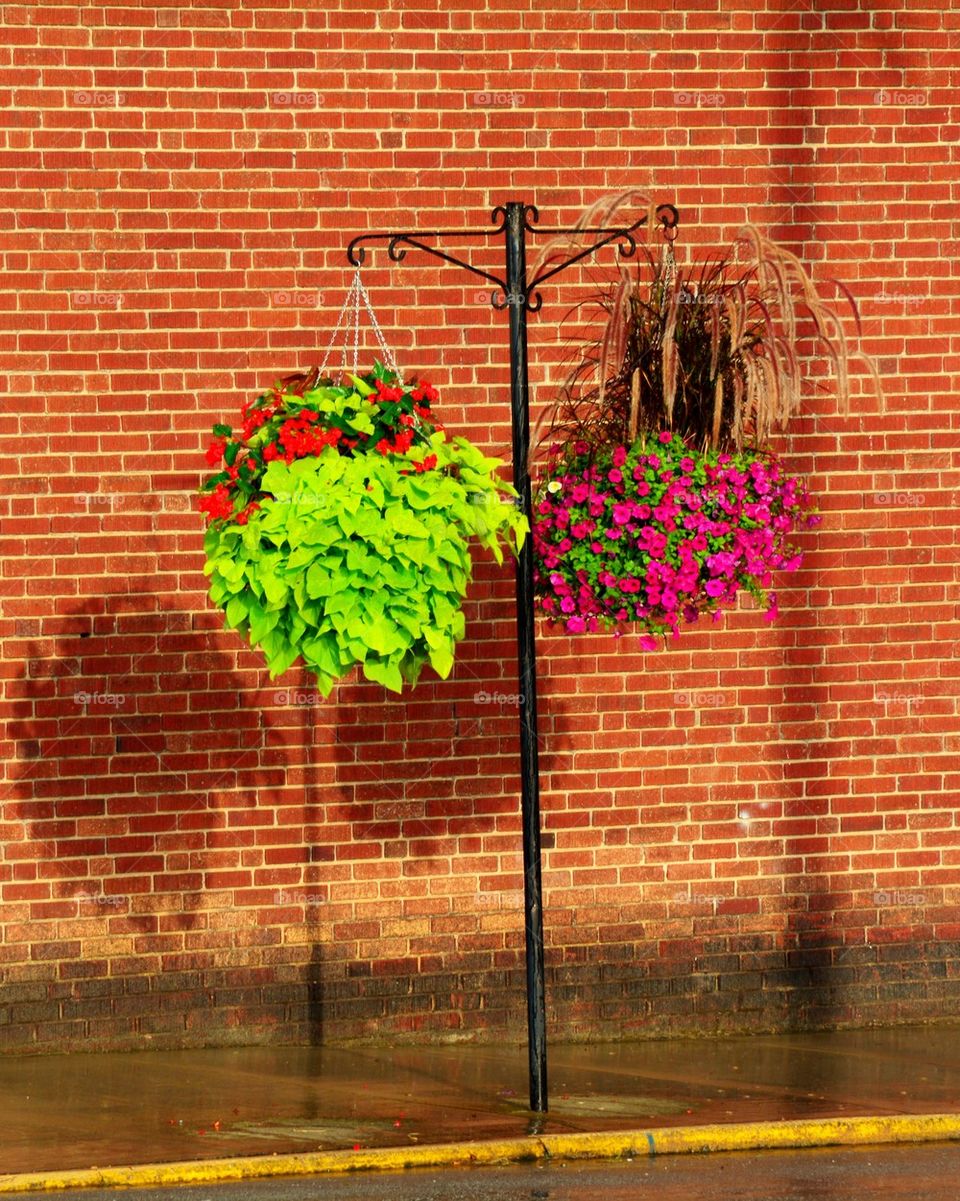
[0,1025,957,1174]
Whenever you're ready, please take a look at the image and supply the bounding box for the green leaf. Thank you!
[393,608,423,639]
[362,657,403,693]
[427,637,454,679]
[265,639,301,679]
[302,632,342,677]
[225,594,248,628]
[287,545,317,570]
[345,410,374,436]
[249,604,280,646]
[306,562,340,598]
[386,508,429,538]
[363,615,405,656]
[217,556,245,583]
[402,477,444,510]
[347,374,376,397]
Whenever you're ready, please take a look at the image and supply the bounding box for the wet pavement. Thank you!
[0,1025,958,1176]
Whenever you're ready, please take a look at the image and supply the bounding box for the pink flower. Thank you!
[612,502,633,525]
[533,438,813,645]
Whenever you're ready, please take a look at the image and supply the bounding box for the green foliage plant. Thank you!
[199,364,526,694]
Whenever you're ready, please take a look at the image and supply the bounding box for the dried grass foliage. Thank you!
[537,194,882,456]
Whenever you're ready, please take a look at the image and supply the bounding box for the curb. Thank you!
[2,1113,959,1193]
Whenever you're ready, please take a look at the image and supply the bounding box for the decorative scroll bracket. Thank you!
[346,203,679,312]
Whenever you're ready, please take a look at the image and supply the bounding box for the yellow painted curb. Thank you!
[1,1113,959,1193]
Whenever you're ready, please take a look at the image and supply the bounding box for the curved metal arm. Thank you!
[528,204,680,294]
[346,202,681,311]
[656,203,680,239]
[347,208,511,294]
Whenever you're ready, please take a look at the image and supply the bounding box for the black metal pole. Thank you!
[345,199,678,1115]
[503,202,548,1113]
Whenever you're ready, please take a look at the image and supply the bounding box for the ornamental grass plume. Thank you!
[536,192,882,456]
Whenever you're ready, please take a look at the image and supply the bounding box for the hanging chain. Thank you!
[318,271,359,379]
[660,232,677,295]
[355,272,403,385]
[318,268,404,387]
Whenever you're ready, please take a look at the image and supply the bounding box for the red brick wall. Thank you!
[1,0,958,1052]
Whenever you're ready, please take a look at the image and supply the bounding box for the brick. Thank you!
[1,0,958,1056]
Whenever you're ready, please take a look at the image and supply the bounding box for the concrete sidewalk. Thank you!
[0,1025,958,1185]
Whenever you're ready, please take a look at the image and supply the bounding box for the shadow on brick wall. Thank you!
[326,587,525,868]
[1,582,307,1048]
[1,573,555,1047]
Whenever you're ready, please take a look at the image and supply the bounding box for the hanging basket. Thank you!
[198,275,526,695]
[532,432,817,644]
[525,207,875,647]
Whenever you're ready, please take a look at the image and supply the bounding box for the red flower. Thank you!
[198,484,234,522]
[235,500,260,526]
[205,438,226,466]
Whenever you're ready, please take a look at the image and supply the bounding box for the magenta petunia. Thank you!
[532,432,815,644]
